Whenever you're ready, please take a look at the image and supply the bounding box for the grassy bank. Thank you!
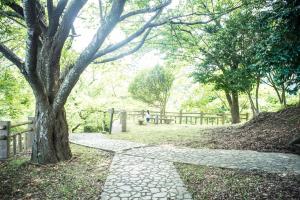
[176,163,300,200]
[108,109,299,153]
[0,144,112,199]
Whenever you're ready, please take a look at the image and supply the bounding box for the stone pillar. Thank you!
[141,110,145,119]
[179,110,182,124]
[120,111,127,132]
[155,115,159,125]
[109,108,114,134]
[26,117,34,150]
[0,121,10,160]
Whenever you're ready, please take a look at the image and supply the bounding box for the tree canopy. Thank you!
[129,65,174,115]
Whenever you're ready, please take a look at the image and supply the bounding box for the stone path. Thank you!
[70,133,146,152]
[101,154,192,200]
[70,133,300,199]
[124,146,300,174]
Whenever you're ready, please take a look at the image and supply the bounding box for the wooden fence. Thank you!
[77,108,125,134]
[0,117,34,160]
[127,110,249,125]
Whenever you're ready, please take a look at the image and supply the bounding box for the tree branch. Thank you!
[119,0,171,21]
[6,2,24,18]
[0,10,26,27]
[98,0,104,23]
[47,0,54,22]
[53,0,87,52]
[0,43,25,72]
[47,0,69,36]
[23,0,40,71]
[93,9,162,59]
[53,0,126,112]
[22,0,48,102]
[94,29,152,64]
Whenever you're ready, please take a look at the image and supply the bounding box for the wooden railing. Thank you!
[127,110,249,125]
[0,117,34,160]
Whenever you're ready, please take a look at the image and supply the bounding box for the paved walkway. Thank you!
[70,134,146,152]
[70,133,300,199]
[101,154,192,200]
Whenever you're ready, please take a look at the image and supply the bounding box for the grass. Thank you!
[108,121,219,146]
[107,119,299,154]
[0,144,112,200]
[176,163,300,200]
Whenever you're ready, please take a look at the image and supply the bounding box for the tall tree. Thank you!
[129,65,174,116]
[254,0,300,105]
[192,11,257,123]
[0,0,172,164]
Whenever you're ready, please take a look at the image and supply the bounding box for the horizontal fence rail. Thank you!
[127,110,249,125]
[0,117,34,160]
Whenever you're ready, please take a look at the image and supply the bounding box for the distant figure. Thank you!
[145,110,151,123]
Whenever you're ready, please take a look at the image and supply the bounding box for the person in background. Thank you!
[145,110,151,123]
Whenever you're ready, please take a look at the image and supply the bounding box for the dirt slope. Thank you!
[194,106,300,154]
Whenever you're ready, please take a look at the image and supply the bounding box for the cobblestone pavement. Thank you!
[101,154,192,200]
[124,146,300,174]
[70,134,300,199]
[70,133,145,152]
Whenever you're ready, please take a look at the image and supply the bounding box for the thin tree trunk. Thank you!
[255,77,260,113]
[247,91,258,117]
[231,91,240,124]
[282,85,287,107]
[31,104,72,164]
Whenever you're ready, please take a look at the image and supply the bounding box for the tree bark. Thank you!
[0,0,170,165]
[230,91,240,124]
[247,91,259,117]
[281,85,287,107]
[31,104,71,164]
[225,91,240,124]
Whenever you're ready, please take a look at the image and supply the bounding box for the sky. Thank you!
[72,0,183,71]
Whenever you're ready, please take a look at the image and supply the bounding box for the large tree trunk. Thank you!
[0,0,169,165]
[31,104,72,164]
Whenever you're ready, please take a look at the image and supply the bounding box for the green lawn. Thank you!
[109,122,200,144]
[176,163,300,200]
[0,144,112,199]
[108,121,231,147]
[107,121,297,154]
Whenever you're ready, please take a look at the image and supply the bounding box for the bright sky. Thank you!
[72,0,182,70]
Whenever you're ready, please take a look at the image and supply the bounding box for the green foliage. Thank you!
[81,109,110,133]
[181,84,229,113]
[192,10,257,94]
[253,0,300,94]
[0,67,33,120]
[129,65,174,112]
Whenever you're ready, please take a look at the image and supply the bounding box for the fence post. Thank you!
[0,121,10,160]
[179,110,182,124]
[222,114,225,124]
[120,111,127,132]
[141,110,145,119]
[155,115,159,124]
[13,135,16,156]
[18,134,22,152]
[109,108,114,134]
[25,117,34,151]
[200,112,203,125]
[245,113,249,121]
